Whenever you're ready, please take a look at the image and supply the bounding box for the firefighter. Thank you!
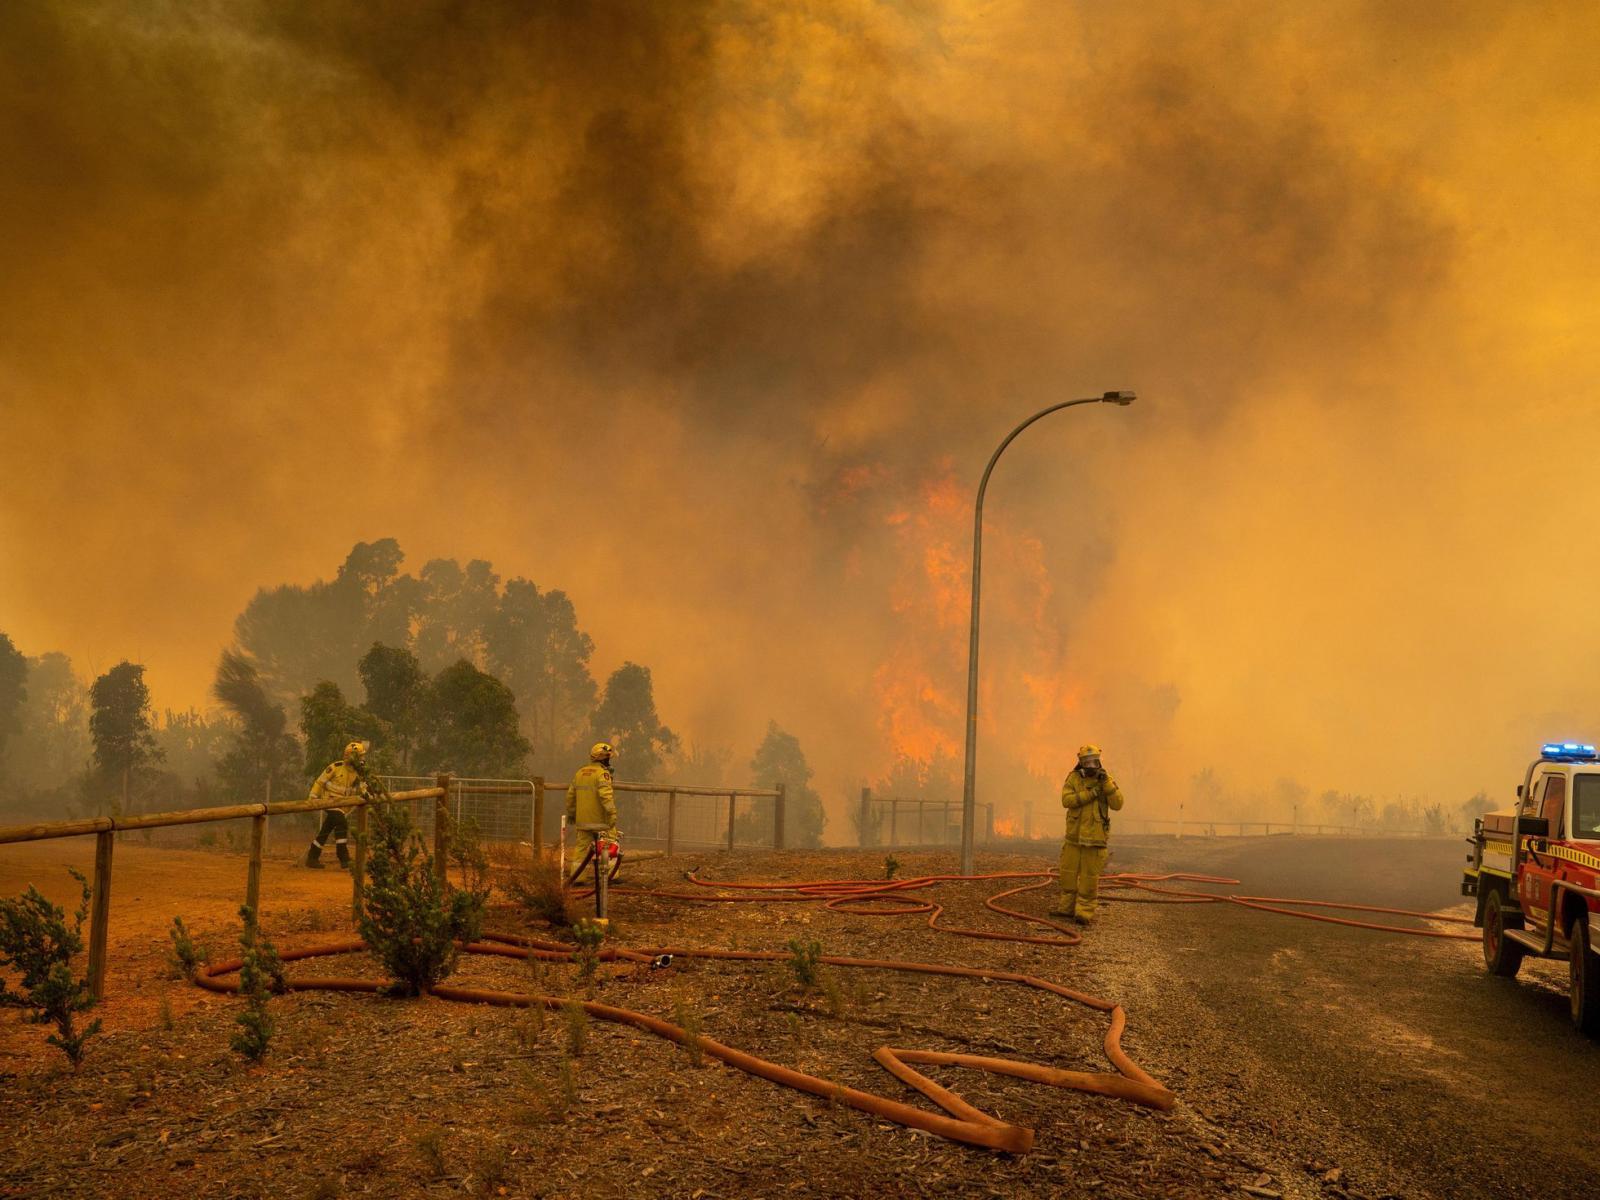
[1052,744,1124,924]
[566,741,620,880]
[304,740,377,870]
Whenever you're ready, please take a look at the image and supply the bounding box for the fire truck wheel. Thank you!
[1567,915,1600,1035]
[1483,890,1524,978]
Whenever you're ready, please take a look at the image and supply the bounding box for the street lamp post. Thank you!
[959,391,1136,876]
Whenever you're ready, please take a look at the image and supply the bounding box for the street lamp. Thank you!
[959,390,1136,876]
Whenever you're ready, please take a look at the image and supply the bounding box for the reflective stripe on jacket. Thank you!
[310,760,369,813]
[565,763,618,830]
[1060,769,1124,847]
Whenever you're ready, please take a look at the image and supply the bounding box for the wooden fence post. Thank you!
[859,787,872,847]
[890,798,899,847]
[726,793,737,852]
[773,783,786,850]
[87,830,113,1002]
[985,803,994,843]
[245,811,266,922]
[351,802,368,922]
[917,800,927,845]
[434,774,451,883]
[532,777,546,857]
[667,790,678,856]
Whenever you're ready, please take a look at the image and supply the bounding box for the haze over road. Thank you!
[1100,835,1599,1200]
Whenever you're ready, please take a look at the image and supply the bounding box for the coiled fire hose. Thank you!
[194,867,1471,1152]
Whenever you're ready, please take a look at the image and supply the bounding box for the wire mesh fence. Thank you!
[375,776,788,854]
[854,789,996,849]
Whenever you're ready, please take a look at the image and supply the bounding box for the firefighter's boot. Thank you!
[305,842,326,869]
[336,841,351,870]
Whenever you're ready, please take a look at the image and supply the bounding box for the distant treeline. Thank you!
[0,540,824,845]
[1185,768,1486,834]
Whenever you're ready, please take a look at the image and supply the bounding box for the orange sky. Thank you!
[3,1,1599,829]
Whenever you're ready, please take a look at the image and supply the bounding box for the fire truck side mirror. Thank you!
[1516,785,1524,798]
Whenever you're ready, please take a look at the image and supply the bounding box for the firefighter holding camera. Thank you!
[1052,744,1124,924]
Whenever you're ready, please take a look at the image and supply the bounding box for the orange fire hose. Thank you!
[194,864,1473,1152]
[1093,873,1478,939]
[197,927,1171,1154]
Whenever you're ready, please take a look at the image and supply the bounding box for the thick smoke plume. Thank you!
[4,1,1599,830]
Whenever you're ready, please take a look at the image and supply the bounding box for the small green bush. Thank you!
[571,919,606,992]
[449,816,492,899]
[562,998,589,1057]
[531,1053,580,1122]
[556,1054,578,1110]
[673,993,705,1068]
[821,971,847,1018]
[506,858,575,929]
[358,802,489,996]
[230,905,285,1061]
[786,937,823,991]
[473,1141,510,1196]
[0,869,102,1068]
[414,1129,448,1179]
[884,855,900,880]
[166,916,207,980]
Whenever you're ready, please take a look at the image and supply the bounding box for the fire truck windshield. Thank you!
[1572,774,1600,839]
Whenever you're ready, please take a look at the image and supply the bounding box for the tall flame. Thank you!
[870,460,1082,791]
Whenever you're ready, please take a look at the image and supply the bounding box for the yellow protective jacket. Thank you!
[1060,768,1124,847]
[310,760,372,814]
[565,763,618,832]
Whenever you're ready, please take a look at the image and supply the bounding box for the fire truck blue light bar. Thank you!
[1541,742,1598,759]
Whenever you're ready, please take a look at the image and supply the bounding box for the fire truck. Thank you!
[1463,742,1600,1032]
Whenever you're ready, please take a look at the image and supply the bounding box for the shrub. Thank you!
[571,919,606,992]
[473,1141,510,1196]
[167,916,207,980]
[230,905,284,1061]
[414,1130,448,1179]
[449,816,492,899]
[0,869,102,1068]
[531,1053,580,1122]
[562,998,589,1057]
[821,971,847,1018]
[358,802,489,996]
[884,855,900,880]
[672,993,705,1068]
[505,858,575,929]
[786,937,823,991]
[556,1054,579,1111]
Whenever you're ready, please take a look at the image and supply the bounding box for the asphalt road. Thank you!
[1092,835,1600,1200]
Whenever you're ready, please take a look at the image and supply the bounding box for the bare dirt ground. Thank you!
[1,834,1595,1199]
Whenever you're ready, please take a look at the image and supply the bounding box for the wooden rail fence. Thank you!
[0,775,788,1002]
[428,777,787,856]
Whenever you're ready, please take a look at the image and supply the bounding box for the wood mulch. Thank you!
[1,846,1264,1199]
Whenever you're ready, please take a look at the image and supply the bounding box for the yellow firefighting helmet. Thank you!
[589,741,615,763]
[1077,744,1102,762]
[345,740,369,762]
